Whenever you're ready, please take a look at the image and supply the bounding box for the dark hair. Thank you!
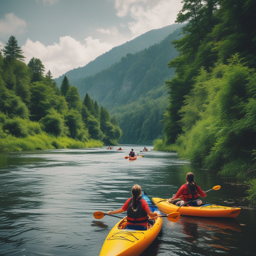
[186,172,198,196]
[131,184,142,209]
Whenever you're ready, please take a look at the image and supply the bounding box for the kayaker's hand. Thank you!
[168,199,174,203]
[107,211,112,215]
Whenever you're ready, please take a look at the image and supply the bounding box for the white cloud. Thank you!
[37,0,59,6]
[22,36,113,78]
[97,27,119,36]
[114,0,147,17]
[0,13,26,36]
[114,0,183,38]
[0,41,4,51]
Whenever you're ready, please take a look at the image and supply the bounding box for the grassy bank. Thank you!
[153,139,256,206]
[0,133,104,153]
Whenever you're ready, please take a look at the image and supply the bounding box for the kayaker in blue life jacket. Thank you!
[129,149,135,157]
[107,184,158,230]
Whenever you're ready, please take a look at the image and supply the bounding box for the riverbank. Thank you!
[153,139,256,206]
[0,133,104,153]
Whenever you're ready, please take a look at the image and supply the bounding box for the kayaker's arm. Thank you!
[146,209,158,218]
[107,208,125,215]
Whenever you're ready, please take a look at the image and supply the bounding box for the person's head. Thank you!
[131,184,142,209]
[131,149,133,151]
[186,172,197,195]
[186,172,195,183]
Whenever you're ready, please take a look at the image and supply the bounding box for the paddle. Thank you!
[94,211,123,219]
[93,211,180,222]
[155,185,221,204]
[125,156,129,159]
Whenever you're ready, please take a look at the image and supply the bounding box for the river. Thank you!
[0,145,255,256]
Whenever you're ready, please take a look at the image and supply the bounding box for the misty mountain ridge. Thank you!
[55,23,183,86]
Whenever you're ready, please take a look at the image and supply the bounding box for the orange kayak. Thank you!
[152,198,241,218]
[129,156,137,160]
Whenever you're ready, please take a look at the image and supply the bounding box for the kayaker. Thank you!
[143,147,148,151]
[168,172,206,206]
[129,149,135,157]
[107,184,158,230]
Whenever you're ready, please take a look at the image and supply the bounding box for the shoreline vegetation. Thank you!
[0,36,122,155]
[0,133,104,153]
[153,1,256,207]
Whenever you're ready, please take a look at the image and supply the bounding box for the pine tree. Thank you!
[3,36,25,61]
[60,76,70,96]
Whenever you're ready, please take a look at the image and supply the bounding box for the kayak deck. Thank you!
[152,197,241,218]
[99,217,162,256]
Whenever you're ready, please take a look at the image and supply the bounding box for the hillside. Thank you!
[74,27,183,144]
[55,23,183,86]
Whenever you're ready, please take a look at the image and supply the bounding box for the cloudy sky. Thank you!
[0,0,183,78]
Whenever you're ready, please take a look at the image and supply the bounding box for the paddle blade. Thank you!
[138,155,144,157]
[125,156,129,159]
[167,212,180,223]
[213,185,221,190]
[93,211,105,219]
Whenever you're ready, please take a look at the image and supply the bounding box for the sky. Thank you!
[0,0,183,78]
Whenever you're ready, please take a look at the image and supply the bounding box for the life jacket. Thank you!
[127,198,148,224]
[182,184,199,202]
[129,151,135,157]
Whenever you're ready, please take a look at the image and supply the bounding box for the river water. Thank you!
[0,145,255,256]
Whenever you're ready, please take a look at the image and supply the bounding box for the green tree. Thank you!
[2,59,16,90]
[2,36,25,61]
[28,57,45,82]
[45,70,60,94]
[65,86,82,111]
[83,93,94,114]
[64,109,85,139]
[0,83,29,119]
[40,110,65,136]
[14,60,31,104]
[60,76,70,96]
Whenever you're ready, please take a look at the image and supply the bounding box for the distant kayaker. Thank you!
[129,149,135,157]
[107,184,158,230]
[168,172,206,206]
[117,147,122,151]
[143,147,148,151]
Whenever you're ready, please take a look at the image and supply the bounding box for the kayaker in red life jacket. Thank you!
[168,172,207,206]
[143,147,148,151]
[129,149,135,157]
[107,184,158,230]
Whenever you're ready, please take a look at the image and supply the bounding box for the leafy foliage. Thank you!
[0,35,122,153]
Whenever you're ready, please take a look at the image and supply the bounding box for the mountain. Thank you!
[55,23,183,86]
[73,27,184,144]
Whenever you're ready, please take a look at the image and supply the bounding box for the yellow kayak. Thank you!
[152,197,241,218]
[99,216,162,256]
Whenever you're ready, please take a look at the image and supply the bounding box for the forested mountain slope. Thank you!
[55,24,183,86]
[154,0,256,204]
[75,27,183,144]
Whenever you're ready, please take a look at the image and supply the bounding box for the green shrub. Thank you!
[246,179,256,206]
[3,118,28,137]
[27,121,42,135]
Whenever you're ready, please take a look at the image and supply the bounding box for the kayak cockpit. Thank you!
[118,217,155,230]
